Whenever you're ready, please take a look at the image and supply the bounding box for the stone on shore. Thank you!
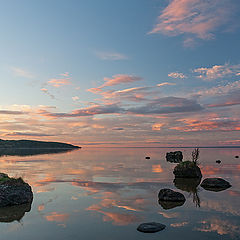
[200,178,231,192]
[166,151,183,163]
[0,173,33,208]
[173,161,202,178]
[137,222,166,233]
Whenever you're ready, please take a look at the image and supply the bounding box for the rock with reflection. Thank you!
[0,174,33,207]
[137,222,166,233]
[174,177,201,207]
[158,188,185,209]
[174,161,202,178]
[166,151,183,163]
[0,203,32,222]
[158,199,185,210]
[174,177,201,192]
[200,178,231,192]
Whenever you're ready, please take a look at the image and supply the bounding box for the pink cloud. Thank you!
[48,78,71,87]
[89,74,142,93]
[194,63,240,80]
[149,0,234,42]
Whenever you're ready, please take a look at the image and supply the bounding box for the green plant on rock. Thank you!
[192,148,200,165]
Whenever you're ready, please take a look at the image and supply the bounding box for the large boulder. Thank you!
[166,151,183,163]
[200,178,231,192]
[137,222,166,233]
[0,173,33,208]
[173,161,202,178]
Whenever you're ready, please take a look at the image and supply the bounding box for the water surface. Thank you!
[0,147,239,240]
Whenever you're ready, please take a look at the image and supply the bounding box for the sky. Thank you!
[0,0,240,147]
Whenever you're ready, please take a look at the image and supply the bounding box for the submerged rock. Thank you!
[158,188,185,202]
[235,156,239,158]
[216,160,221,164]
[0,173,33,208]
[145,156,150,159]
[200,178,231,192]
[137,222,166,233]
[166,151,183,163]
[173,161,202,178]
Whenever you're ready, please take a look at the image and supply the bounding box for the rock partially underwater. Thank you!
[137,222,166,233]
[200,178,231,192]
[158,188,185,209]
[166,151,183,163]
[0,173,33,208]
[174,161,202,178]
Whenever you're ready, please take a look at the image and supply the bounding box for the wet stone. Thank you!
[200,178,231,192]
[137,222,166,233]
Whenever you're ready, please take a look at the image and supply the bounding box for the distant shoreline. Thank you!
[0,139,80,149]
[81,146,240,149]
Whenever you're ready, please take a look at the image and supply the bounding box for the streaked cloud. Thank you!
[128,97,203,114]
[194,63,240,80]
[168,72,186,79]
[157,82,176,87]
[0,110,26,115]
[48,72,72,87]
[149,0,235,43]
[95,51,128,60]
[39,103,124,118]
[5,132,54,137]
[172,118,240,132]
[11,67,34,78]
[89,74,143,93]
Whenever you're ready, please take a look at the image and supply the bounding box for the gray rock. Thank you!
[158,188,185,202]
[173,161,202,178]
[0,174,33,208]
[137,222,166,233]
[166,151,183,163]
[200,178,231,192]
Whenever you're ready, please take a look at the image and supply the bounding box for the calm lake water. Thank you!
[0,147,239,240]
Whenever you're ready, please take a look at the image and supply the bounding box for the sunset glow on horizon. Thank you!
[0,0,240,147]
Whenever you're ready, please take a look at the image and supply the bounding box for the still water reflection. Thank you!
[0,147,239,240]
